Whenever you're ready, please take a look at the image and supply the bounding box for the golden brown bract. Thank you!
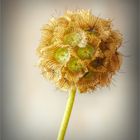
[37,10,123,93]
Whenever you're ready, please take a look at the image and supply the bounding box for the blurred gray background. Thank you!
[1,0,139,140]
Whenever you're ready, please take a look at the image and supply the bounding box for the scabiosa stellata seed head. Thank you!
[37,9,123,93]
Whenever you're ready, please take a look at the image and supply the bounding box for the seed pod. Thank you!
[37,10,123,93]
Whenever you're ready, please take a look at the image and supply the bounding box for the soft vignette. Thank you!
[2,0,138,140]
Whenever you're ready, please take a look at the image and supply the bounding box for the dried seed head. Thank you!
[37,9,123,93]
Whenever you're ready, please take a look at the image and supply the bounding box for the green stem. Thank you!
[57,86,76,140]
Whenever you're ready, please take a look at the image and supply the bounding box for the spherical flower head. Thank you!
[37,9,123,93]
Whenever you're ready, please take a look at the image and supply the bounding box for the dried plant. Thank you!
[37,10,123,140]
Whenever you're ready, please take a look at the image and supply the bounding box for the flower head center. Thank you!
[64,32,82,47]
[54,48,69,63]
[67,58,83,72]
[77,44,94,59]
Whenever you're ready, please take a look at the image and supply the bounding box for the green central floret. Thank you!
[64,32,82,47]
[77,44,94,59]
[54,48,69,63]
[67,58,83,72]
